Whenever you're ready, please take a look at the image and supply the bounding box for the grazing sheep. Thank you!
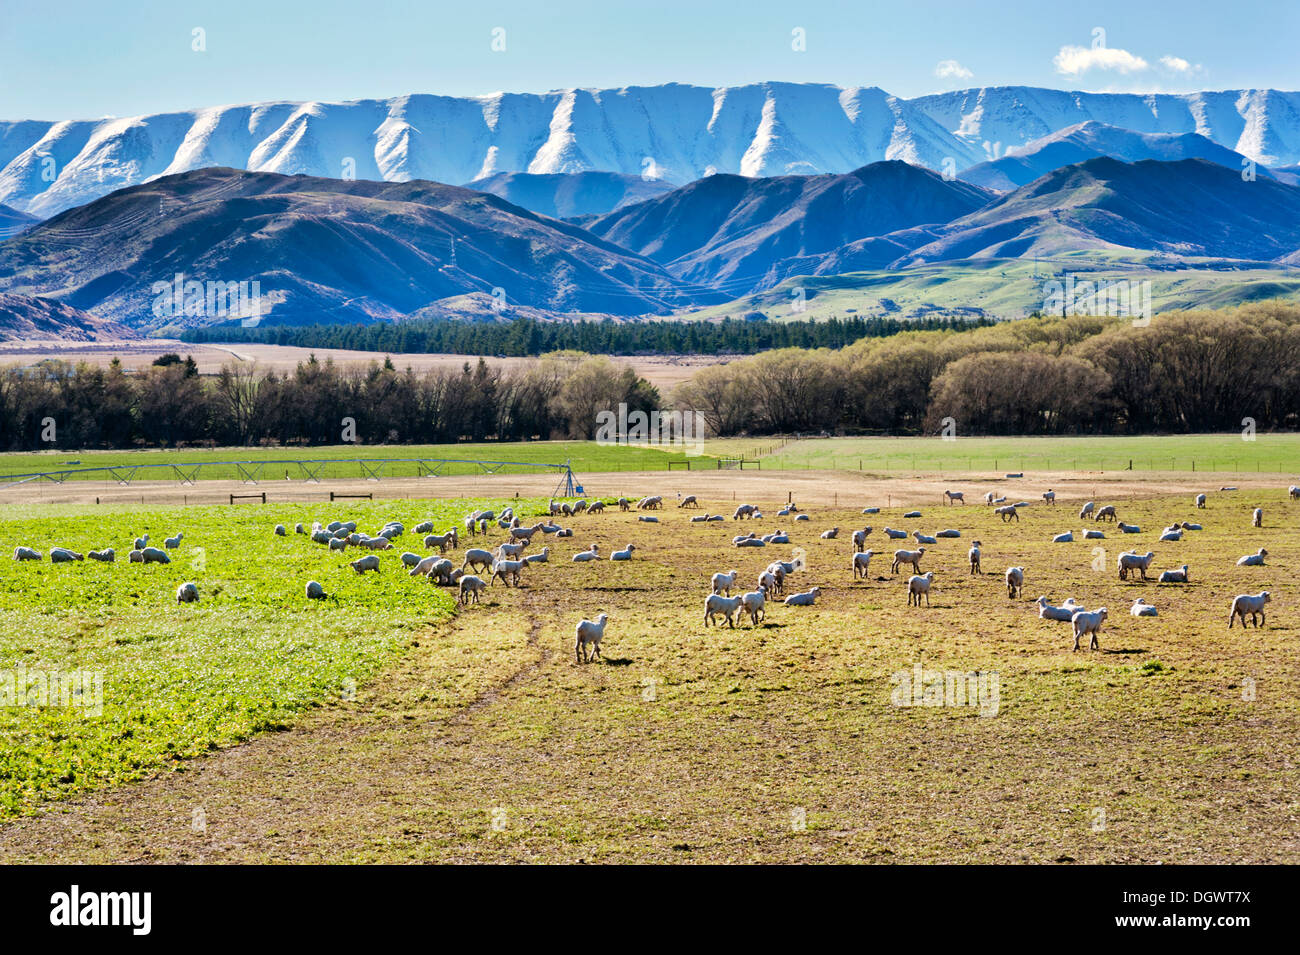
[1237,548,1268,567]
[758,570,780,598]
[571,545,601,562]
[424,531,455,553]
[588,501,607,514]
[329,537,348,552]
[572,500,589,514]
[575,614,609,662]
[50,548,84,563]
[311,529,332,546]
[414,520,434,534]
[611,544,636,561]
[638,496,662,511]
[890,547,926,575]
[128,550,144,563]
[852,551,875,579]
[907,572,935,607]
[496,540,527,560]
[1289,486,1300,501]
[524,547,550,565]
[679,495,699,508]
[1093,505,1116,522]
[1052,532,1074,543]
[913,531,938,545]
[459,575,487,605]
[399,552,423,568]
[944,490,965,505]
[705,593,742,628]
[783,588,820,607]
[739,591,766,626]
[1229,592,1270,629]
[140,547,171,565]
[358,536,393,551]
[491,559,526,587]
[862,507,880,515]
[349,555,381,574]
[851,527,873,550]
[462,548,495,573]
[176,582,200,603]
[1037,596,1081,622]
[884,527,908,540]
[1117,551,1156,581]
[409,555,444,578]
[1130,598,1158,617]
[1070,608,1108,651]
[995,505,1020,523]
[984,492,996,505]
[1042,489,1056,505]
[1078,501,1095,520]
[732,504,756,520]
[1005,566,1024,599]
[13,546,41,561]
[712,569,740,596]
[428,559,459,585]
[1117,522,1141,534]
[305,580,327,600]
[1158,565,1189,584]
[509,523,544,542]
[968,541,982,575]
[821,527,839,540]
[295,523,307,535]
[1083,529,1105,540]
[274,524,286,537]
[133,535,149,551]
[1196,493,1207,509]
[88,549,115,562]
[617,497,632,512]
[163,532,183,549]
[1253,507,1263,528]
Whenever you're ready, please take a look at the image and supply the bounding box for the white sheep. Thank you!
[176,582,200,603]
[617,497,632,512]
[128,549,144,563]
[305,580,327,600]
[524,547,550,565]
[739,591,766,626]
[1083,528,1105,540]
[935,529,961,538]
[984,492,996,505]
[496,540,527,560]
[763,530,790,544]
[491,559,526,587]
[996,505,1020,523]
[13,546,41,561]
[611,544,636,561]
[164,532,183,548]
[88,549,115,562]
[1130,598,1158,617]
[1158,565,1189,584]
[575,614,609,662]
[712,569,739,595]
[1005,566,1024,599]
[679,495,699,508]
[704,593,742,627]
[1290,486,1300,501]
[1070,607,1108,651]
[1042,489,1056,505]
[1253,507,1263,528]
[1094,505,1116,522]
[133,534,149,550]
[733,504,757,520]
[851,527,873,550]
[903,510,921,519]
[424,531,455,553]
[638,516,660,524]
[400,552,423,568]
[1037,596,1081,622]
[943,490,965,505]
[852,551,875,579]
[891,547,926,575]
[462,548,495,573]
[913,531,938,545]
[1229,591,1270,628]
[1195,493,1207,509]
[968,541,982,575]
[1078,501,1095,520]
[1117,522,1141,534]
[1181,522,1202,531]
[783,588,820,607]
[295,523,307,535]
[274,524,286,537]
[1236,548,1268,567]
[1117,551,1156,581]
[459,575,487,605]
[907,572,935,607]
[311,529,332,545]
[862,507,880,515]
[758,570,781,598]
[1052,531,1074,544]
[329,537,348,552]
[141,547,170,565]
[509,523,544,542]
[884,527,907,540]
[571,545,601,562]
[409,555,442,578]
[1159,528,1183,542]
[350,554,381,574]
[821,527,839,540]
[49,547,83,563]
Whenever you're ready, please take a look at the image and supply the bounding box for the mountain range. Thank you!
[5,83,1300,217]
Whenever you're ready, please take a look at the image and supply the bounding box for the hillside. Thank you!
[468,171,675,218]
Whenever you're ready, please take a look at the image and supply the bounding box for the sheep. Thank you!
[913,531,938,545]
[862,507,880,515]
[763,530,789,545]
[968,541,982,575]
[739,591,766,626]
[1052,531,1074,544]
[611,544,636,561]
[907,572,935,607]
[943,490,965,505]
[783,588,820,607]
[770,559,798,575]
[733,504,757,520]
[399,552,423,568]
[903,510,922,519]
[1042,489,1056,506]
[1130,598,1158,617]
[88,549,115,562]
[424,531,455,553]
[758,570,781,598]
[459,575,487,606]
[712,569,740,596]
[706,515,725,522]
[1181,522,1202,531]
[1236,548,1268,567]
[305,580,327,600]
[1253,507,1263,528]
[995,505,1020,523]
[496,540,527,560]
[1036,596,1081,622]
[777,505,794,517]
[509,523,544,542]
[176,582,200,603]
[1290,486,1300,501]
[556,527,574,538]
[50,548,84,563]
[679,495,699,508]
[984,492,996,505]
[852,551,875,579]
[349,555,381,574]
[1158,565,1189,584]
[617,497,632,512]
[572,500,589,514]
[690,514,709,524]
[1083,529,1105,540]
[358,536,393,551]
[638,516,660,523]
[1117,551,1156,581]
[1196,493,1207,509]
[884,527,908,540]
[413,520,434,534]
[1117,522,1141,534]
[140,547,170,565]
[571,545,601,562]
[295,523,307,535]
[638,496,663,510]
[164,532,184,549]
[524,547,550,565]
[13,546,41,561]
[1078,501,1095,520]
[326,521,344,533]
[274,524,286,537]
[820,527,839,540]
[1229,592,1270,629]
[423,558,457,585]
[1005,566,1024,599]
[409,555,444,578]
[935,529,961,539]
[704,593,742,628]
[588,501,607,514]
[462,548,496,573]
[851,527,873,550]
[1159,528,1183,542]
[540,522,561,534]
[128,549,144,563]
[890,547,926,575]
[575,614,609,662]
[329,537,348,552]
[133,535,149,551]
[464,515,479,537]
[491,559,526,587]
[1070,608,1108,651]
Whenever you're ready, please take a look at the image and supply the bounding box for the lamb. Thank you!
[358,536,393,551]
[935,529,961,538]
[1130,598,1158,617]
[349,555,381,574]
[176,582,200,603]
[984,492,996,505]
[943,490,965,505]
[1042,489,1056,505]
[1052,532,1074,543]
[884,527,908,540]
[399,552,423,568]
[712,569,740,596]
[329,537,348,552]
[414,520,434,534]
[1117,522,1141,534]
[426,559,458,585]
[1070,608,1108,651]
[704,593,743,628]
[496,540,527,560]
[852,551,875,579]
[820,527,839,540]
[1083,529,1105,540]
[995,505,1020,523]
[638,496,663,510]
[587,501,606,514]
[409,555,446,578]
[491,559,526,587]
[739,591,766,626]
[763,530,790,544]
[617,497,632,512]
[556,528,574,538]
[524,547,550,565]
[128,550,143,563]
[891,547,926,575]
[1078,501,1095,520]
[907,572,935,607]
[133,535,149,550]
[1158,565,1189,584]
[462,548,496,573]
[571,545,601,562]
[163,532,183,549]
[777,505,794,517]
[424,531,455,553]
[610,544,636,561]
[572,500,589,514]
[678,495,699,508]
[1091,505,1115,522]
[706,515,725,522]
[1290,486,1300,501]
[733,504,757,520]
[50,548,84,563]
[575,613,609,662]
[638,516,660,523]
[690,514,709,524]
[459,575,487,606]
[88,549,115,562]
[509,523,544,542]
[1196,493,1207,509]
[1037,596,1081,622]
[1236,548,1268,567]
[1117,551,1156,581]
[758,570,781,598]
[1253,507,1263,528]
[305,580,327,600]
[1005,566,1024,599]
[851,527,873,550]
[295,523,307,535]
[913,531,938,545]
[968,541,982,575]
[140,547,170,565]
[1159,527,1183,542]
[1228,591,1270,629]
[862,507,880,515]
[13,547,41,561]
[783,588,820,607]
[1180,522,1202,531]
[903,511,922,519]
[764,565,787,595]
[464,515,479,537]
[274,524,286,537]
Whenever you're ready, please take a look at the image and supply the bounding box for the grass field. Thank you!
[0,482,1295,862]
[706,434,1300,475]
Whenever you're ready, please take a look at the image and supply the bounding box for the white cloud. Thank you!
[935,59,973,81]
[1053,45,1149,76]
[1158,54,1200,75]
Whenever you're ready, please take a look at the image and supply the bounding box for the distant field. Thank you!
[706,434,1300,475]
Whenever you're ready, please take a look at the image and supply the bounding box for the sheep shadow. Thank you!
[602,657,635,666]
[1101,647,1148,655]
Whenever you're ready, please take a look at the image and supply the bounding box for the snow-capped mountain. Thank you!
[4,83,1300,218]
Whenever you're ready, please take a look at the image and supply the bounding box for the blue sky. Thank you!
[3,0,1298,119]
